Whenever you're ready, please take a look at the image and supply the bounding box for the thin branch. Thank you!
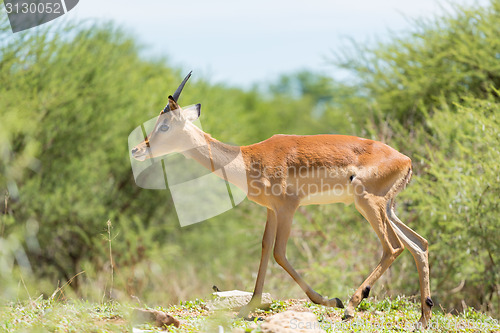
[50,271,86,302]
[107,219,114,300]
[1,190,9,237]
[475,185,496,270]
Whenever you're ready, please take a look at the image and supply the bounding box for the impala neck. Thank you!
[180,123,246,187]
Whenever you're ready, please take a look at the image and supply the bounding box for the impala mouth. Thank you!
[131,148,149,161]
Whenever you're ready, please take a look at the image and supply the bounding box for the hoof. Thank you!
[334,298,344,308]
[341,313,354,321]
[324,297,344,308]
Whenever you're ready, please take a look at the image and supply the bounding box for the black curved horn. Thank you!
[163,71,192,113]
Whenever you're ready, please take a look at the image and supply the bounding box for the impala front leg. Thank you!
[238,209,277,318]
[273,203,343,309]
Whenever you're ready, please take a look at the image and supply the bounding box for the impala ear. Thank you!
[185,104,201,122]
[168,95,180,111]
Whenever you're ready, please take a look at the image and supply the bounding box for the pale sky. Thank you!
[18,0,492,86]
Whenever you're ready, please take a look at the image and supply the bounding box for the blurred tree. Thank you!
[334,0,500,126]
[0,16,327,302]
[323,0,500,315]
[399,96,500,313]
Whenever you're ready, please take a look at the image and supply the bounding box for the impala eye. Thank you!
[159,124,169,132]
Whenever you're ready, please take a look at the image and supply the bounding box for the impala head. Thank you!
[131,72,201,161]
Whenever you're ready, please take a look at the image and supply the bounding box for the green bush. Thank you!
[324,0,500,315]
[402,96,499,313]
[335,0,500,126]
[0,14,328,304]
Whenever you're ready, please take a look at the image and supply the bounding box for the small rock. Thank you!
[261,311,326,333]
[131,308,180,328]
[206,290,273,311]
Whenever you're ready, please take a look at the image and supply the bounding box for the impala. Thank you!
[131,73,433,328]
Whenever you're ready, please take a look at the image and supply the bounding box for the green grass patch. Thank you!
[0,296,498,332]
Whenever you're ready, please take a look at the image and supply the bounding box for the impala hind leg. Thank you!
[238,209,277,317]
[344,194,404,320]
[273,204,343,308]
[387,200,432,329]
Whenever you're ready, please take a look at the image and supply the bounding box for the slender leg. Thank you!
[238,209,277,317]
[387,200,432,328]
[273,204,343,308]
[344,194,404,319]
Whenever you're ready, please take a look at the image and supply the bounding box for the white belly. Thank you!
[299,187,355,206]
